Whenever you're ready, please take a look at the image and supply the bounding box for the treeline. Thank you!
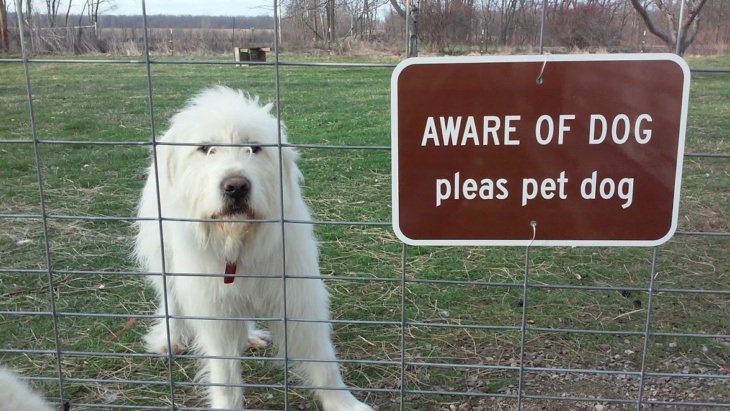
[99,15,274,30]
[283,0,729,55]
[0,13,274,30]
[398,0,729,55]
[0,12,276,54]
[0,0,728,56]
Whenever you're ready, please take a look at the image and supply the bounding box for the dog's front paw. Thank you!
[144,323,186,355]
[247,326,271,351]
[321,392,374,411]
[339,402,374,411]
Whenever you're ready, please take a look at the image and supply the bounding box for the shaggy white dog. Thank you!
[0,367,54,411]
[135,86,372,410]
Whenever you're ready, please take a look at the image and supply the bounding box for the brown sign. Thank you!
[391,54,689,246]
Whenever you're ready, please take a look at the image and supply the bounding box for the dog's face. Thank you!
[156,87,300,253]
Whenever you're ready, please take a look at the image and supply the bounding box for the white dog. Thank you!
[134,86,372,410]
[0,367,54,411]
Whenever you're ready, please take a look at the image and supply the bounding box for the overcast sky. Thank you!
[71,0,275,16]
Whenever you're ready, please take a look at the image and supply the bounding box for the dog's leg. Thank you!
[191,318,247,410]
[144,285,187,355]
[0,368,55,411]
[266,278,373,411]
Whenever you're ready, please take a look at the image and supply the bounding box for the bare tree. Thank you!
[548,0,629,49]
[281,0,325,46]
[0,0,8,52]
[43,0,75,28]
[498,0,518,45]
[326,0,335,42]
[45,0,62,26]
[341,0,378,40]
[629,0,709,55]
[389,0,406,17]
[697,0,729,46]
[65,0,73,27]
[418,0,475,52]
[24,0,34,50]
[477,0,497,51]
[83,0,116,34]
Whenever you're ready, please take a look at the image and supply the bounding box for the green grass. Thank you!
[0,54,729,410]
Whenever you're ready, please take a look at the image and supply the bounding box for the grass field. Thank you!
[0,53,729,410]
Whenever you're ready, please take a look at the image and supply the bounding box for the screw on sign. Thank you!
[391,54,690,246]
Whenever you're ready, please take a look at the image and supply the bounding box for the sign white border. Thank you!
[391,53,690,247]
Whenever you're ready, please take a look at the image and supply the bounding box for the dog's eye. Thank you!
[250,146,261,154]
[199,145,214,155]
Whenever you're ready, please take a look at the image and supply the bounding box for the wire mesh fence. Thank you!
[1,0,729,410]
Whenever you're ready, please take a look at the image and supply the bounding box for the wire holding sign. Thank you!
[535,53,549,84]
[529,221,537,245]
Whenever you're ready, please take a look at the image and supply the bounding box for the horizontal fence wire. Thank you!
[2,57,730,73]
[1,3,729,411]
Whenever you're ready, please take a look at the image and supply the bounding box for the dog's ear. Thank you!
[153,131,176,188]
[281,144,304,195]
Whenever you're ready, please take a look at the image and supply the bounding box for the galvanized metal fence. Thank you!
[1,0,729,410]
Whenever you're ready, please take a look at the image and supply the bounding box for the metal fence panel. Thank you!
[1,0,728,410]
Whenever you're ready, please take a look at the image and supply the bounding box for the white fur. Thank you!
[135,86,372,410]
[0,367,54,411]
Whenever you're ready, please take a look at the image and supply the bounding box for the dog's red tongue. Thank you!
[224,261,237,284]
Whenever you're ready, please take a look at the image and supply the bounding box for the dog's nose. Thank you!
[221,176,251,199]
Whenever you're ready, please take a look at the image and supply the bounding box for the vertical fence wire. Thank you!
[516,244,531,409]
[399,243,408,411]
[527,3,546,407]
[12,0,66,405]
[635,246,659,410]
[675,0,686,55]
[538,0,548,55]
[273,0,292,406]
[516,223,536,410]
[140,0,179,407]
[404,0,411,58]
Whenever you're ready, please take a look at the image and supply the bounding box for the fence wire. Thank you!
[1,0,729,410]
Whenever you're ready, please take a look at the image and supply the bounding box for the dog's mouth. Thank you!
[223,204,250,217]
[210,205,257,238]
[211,210,250,219]
[214,198,254,219]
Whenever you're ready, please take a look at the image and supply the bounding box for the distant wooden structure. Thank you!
[234,47,271,66]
